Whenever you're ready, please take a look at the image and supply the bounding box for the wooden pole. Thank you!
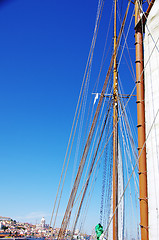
[113,0,118,240]
[134,1,149,239]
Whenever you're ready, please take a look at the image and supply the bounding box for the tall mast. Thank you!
[113,0,118,240]
[134,1,149,239]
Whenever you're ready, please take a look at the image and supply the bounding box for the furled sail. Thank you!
[144,0,159,239]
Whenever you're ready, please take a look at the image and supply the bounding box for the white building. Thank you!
[41,217,45,228]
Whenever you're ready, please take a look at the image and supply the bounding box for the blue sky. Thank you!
[0,0,102,226]
[0,0,139,234]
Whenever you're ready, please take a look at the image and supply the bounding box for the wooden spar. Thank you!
[134,0,149,239]
[113,0,118,240]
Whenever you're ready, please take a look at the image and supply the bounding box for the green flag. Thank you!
[95,223,103,240]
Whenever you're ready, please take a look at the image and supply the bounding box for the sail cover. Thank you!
[144,0,159,239]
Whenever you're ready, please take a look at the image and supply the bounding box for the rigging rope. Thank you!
[71,0,107,189]
[99,110,112,224]
[102,23,159,234]
[50,0,158,238]
[92,3,114,94]
[117,1,136,81]
[73,78,114,231]
[74,89,113,233]
[50,0,105,229]
[71,98,113,237]
[55,0,157,236]
[117,7,135,75]
[118,75,138,148]
[118,109,139,237]
[67,2,132,234]
[57,1,109,237]
[118,94,139,193]
[76,1,158,236]
[104,108,159,237]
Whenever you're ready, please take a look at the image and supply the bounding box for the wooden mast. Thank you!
[134,0,149,239]
[113,0,118,240]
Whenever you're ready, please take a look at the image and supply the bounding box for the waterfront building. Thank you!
[0,216,11,222]
[41,217,45,228]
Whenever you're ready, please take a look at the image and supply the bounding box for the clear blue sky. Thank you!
[0,0,103,225]
[0,0,138,234]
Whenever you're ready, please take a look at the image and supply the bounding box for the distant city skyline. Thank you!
[0,215,91,238]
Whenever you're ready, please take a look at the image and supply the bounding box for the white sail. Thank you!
[144,0,159,239]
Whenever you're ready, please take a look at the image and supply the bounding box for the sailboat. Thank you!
[50,0,159,239]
